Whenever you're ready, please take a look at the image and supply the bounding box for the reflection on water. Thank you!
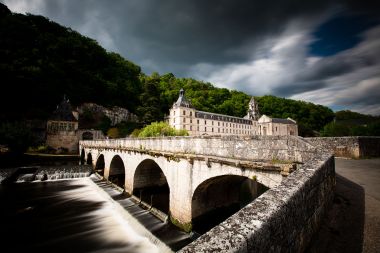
[0,178,171,253]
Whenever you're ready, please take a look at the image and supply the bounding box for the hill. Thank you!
[320,110,380,136]
[137,73,335,136]
[0,3,141,120]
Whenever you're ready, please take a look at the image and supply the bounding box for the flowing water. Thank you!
[0,176,175,253]
[92,178,194,251]
[0,160,193,253]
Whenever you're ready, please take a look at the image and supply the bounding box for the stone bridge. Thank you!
[80,136,335,252]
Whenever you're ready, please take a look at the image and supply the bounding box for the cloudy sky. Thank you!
[3,0,380,115]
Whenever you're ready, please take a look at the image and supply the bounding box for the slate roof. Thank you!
[196,110,252,125]
[49,96,77,122]
[271,118,296,124]
[173,88,193,108]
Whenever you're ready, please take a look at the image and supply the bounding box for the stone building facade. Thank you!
[46,97,104,153]
[258,115,298,136]
[168,89,298,136]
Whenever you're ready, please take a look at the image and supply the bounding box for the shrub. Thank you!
[138,122,188,137]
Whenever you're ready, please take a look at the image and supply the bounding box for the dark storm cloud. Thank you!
[6,0,337,73]
[4,0,378,74]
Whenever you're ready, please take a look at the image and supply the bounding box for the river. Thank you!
[0,156,192,253]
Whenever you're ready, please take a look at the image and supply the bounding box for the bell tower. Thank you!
[247,97,260,120]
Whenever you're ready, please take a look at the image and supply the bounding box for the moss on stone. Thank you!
[170,216,192,232]
[271,158,293,164]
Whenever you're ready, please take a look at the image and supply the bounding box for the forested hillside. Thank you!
[137,73,335,136]
[0,3,141,120]
[1,2,377,143]
[321,110,380,136]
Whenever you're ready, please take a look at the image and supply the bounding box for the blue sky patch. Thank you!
[309,13,378,57]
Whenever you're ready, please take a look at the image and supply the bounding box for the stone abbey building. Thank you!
[46,96,104,153]
[168,89,298,136]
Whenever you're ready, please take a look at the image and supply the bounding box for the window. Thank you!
[183,111,185,115]
[218,128,220,133]
[197,120,199,124]
[212,128,214,132]
[190,111,192,116]
[205,127,207,131]
[190,119,192,123]
[212,121,214,126]
[205,120,206,125]
[184,118,186,123]
[190,126,192,130]
[218,122,220,126]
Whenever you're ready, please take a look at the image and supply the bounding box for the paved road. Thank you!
[307,158,380,253]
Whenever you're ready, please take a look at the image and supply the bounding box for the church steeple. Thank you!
[247,97,260,120]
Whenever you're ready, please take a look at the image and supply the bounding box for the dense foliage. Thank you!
[0,4,141,120]
[321,111,380,136]
[256,95,335,136]
[137,122,188,137]
[0,121,39,153]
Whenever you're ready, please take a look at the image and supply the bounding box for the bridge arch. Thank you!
[95,154,105,176]
[109,155,125,188]
[80,148,85,165]
[86,152,93,165]
[191,174,267,233]
[133,159,170,213]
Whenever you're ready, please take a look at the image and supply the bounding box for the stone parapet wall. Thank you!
[80,135,316,163]
[179,152,335,253]
[305,136,380,158]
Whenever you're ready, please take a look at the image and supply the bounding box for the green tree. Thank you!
[137,76,163,124]
[320,122,350,137]
[0,121,38,153]
[138,122,188,137]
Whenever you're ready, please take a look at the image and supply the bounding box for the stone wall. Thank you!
[179,151,335,253]
[46,131,78,153]
[305,136,380,158]
[77,129,105,140]
[81,135,316,163]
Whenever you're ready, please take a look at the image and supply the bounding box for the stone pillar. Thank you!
[103,152,112,180]
[167,159,194,232]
